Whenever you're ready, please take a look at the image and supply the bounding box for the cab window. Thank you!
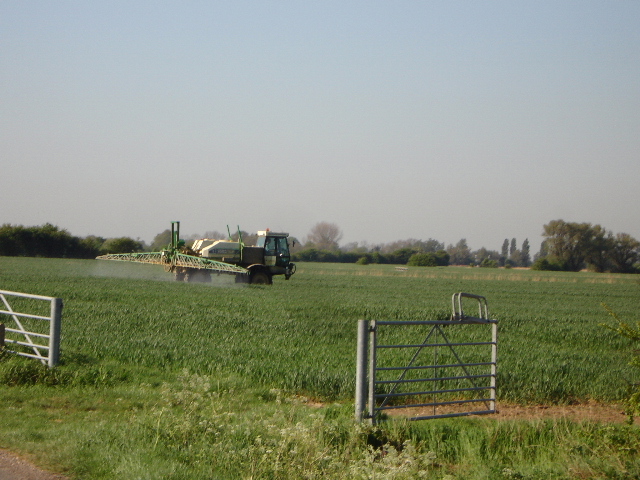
[264,237,277,256]
[276,237,290,256]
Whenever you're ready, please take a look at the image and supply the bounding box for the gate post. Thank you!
[48,298,63,367]
[367,320,377,424]
[355,319,368,422]
[490,321,498,411]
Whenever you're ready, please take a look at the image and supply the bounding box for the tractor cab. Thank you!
[256,230,295,279]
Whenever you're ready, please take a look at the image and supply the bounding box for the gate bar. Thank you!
[376,373,494,385]
[376,385,492,398]
[379,398,492,411]
[409,410,496,421]
[378,341,495,349]
[377,362,493,371]
[376,319,493,326]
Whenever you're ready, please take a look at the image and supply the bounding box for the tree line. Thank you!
[1,219,638,274]
[293,230,530,268]
[292,221,532,268]
[293,220,640,273]
[0,224,144,258]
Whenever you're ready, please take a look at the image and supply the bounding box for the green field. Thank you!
[1,257,639,479]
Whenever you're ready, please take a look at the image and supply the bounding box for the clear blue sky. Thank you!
[2,1,639,253]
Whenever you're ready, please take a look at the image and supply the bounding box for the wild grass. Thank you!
[0,257,639,478]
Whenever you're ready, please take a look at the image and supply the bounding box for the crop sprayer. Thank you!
[96,221,296,285]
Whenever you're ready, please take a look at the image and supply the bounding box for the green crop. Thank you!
[1,257,637,403]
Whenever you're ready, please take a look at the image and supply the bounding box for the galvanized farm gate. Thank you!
[0,290,63,367]
[355,293,497,423]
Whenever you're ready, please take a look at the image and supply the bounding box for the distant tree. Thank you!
[306,222,343,250]
[474,247,500,265]
[421,239,445,253]
[474,247,490,264]
[341,241,362,253]
[407,253,436,267]
[520,239,531,267]
[355,256,369,265]
[447,239,472,265]
[293,247,319,262]
[500,239,509,266]
[407,251,449,267]
[584,225,614,273]
[534,240,549,262]
[434,250,450,266]
[530,257,564,271]
[150,229,172,251]
[230,230,258,247]
[501,239,509,257]
[609,233,640,273]
[379,238,443,254]
[288,236,303,255]
[543,220,596,271]
[407,253,437,267]
[293,247,353,263]
[479,258,499,268]
[79,235,106,257]
[387,247,417,265]
[101,237,144,254]
[507,237,528,267]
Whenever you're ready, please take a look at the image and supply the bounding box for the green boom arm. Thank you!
[96,221,248,276]
[96,251,248,275]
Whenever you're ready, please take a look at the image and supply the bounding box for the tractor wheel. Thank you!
[250,271,272,285]
[174,269,186,282]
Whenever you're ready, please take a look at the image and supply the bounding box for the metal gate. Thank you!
[356,293,497,423]
[0,290,63,367]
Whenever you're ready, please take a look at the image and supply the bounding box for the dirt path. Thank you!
[0,450,68,480]
[388,401,632,424]
[493,402,631,423]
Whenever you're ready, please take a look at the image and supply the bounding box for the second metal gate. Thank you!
[356,293,497,423]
